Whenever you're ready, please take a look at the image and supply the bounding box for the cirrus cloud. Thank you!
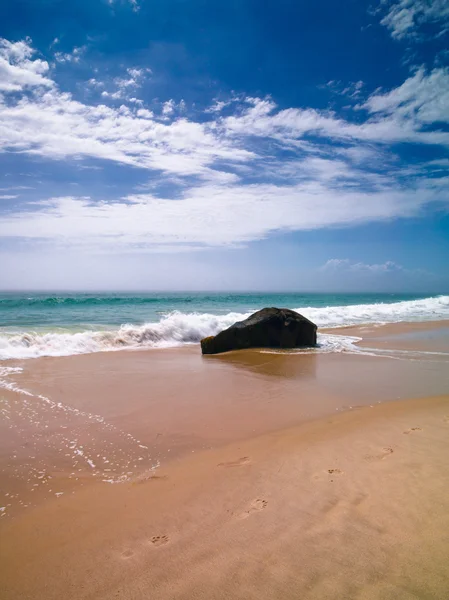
[0,36,448,254]
[379,0,449,40]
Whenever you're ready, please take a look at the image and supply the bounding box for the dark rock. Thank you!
[201,307,317,355]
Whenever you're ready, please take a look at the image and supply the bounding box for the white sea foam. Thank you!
[0,366,157,488]
[260,333,365,355]
[0,295,447,360]
[302,295,449,328]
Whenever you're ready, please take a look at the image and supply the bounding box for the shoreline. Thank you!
[1,319,449,519]
[1,310,449,360]
[1,319,449,598]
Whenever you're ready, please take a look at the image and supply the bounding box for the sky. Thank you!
[0,0,448,292]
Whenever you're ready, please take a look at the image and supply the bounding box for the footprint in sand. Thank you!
[149,535,169,547]
[365,447,394,462]
[218,456,251,468]
[120,549,135,559]
[403,427,422,435]
[313,468,344,482]
[327,468,344,482]
[238,499,268,520]
[443,416,449,424]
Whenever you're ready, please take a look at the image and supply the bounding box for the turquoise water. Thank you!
[0,292,441,329]
[0,292,448,359]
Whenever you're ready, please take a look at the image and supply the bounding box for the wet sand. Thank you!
[1,395,449,599]
[2,337,449,511]
[329,319,449,353]
[1,320,449,598]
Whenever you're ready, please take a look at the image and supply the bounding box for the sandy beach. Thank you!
[2,0,449,593]
[1,321,449,599]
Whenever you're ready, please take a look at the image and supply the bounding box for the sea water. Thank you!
[0,292,448,359]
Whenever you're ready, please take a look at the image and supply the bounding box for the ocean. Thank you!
[0,292,448,360]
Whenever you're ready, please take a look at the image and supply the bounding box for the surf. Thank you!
[0,295,448,359]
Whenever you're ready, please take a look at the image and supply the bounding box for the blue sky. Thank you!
[0,0,448,291]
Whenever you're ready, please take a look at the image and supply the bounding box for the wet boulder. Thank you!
[201,307,317,355]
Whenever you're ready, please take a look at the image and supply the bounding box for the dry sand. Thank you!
[1,395,449,600]
[1,321,449,599]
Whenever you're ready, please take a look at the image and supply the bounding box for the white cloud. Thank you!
[114,68,143,90]
[162,99,175,116]
[0,186,34,191]
[427,158,449,170]
[101,89,123,100]
[336,145,388,166]
[160,99,187,119]
[0,194,18,199]
[97,66,151,102]
[0,38,53,92]
[87,78,104,88]
[0,177,444,251]
[321,259,404,273]
[342,80,364,98]
[380,0,449,39]
[0,44,252,180]
[1,39,448,186]
[325,80,365,99]
[205,100,230,114]
[260,156,395,191]
[320,258,436,283]
[0,37,449,253]
[220,91,449,148]
[362,67,449,124]
[136,108,154,118]
[54,45,86,64]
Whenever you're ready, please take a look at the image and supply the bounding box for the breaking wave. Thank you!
[0,295,448,360]
[303,294,449,327]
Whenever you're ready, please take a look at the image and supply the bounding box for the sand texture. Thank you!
[0,396,449,599]
[1,321,449,599]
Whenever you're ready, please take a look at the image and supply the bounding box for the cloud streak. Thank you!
[0,37,448,253]
[321,258,404,273]
[0,178,444,252]
[380,0,449,39]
